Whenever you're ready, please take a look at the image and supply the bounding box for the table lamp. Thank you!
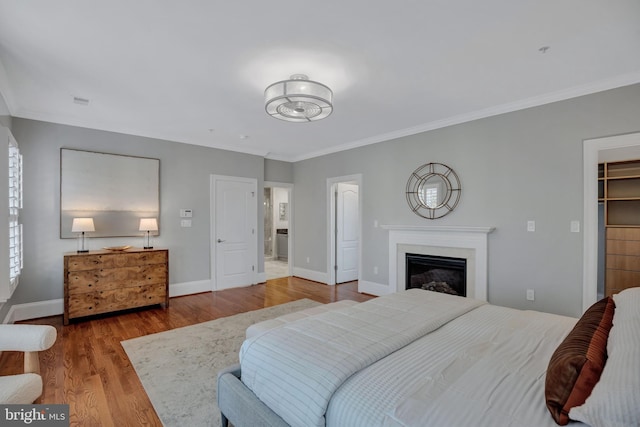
[71,218,95,253]
[139,218,158,249]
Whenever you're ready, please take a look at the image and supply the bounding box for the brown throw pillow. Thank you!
[545,296,615,425]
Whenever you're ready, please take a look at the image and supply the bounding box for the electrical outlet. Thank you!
[373,266,378,274]
[526,289,535,301]
[306,257,310,264]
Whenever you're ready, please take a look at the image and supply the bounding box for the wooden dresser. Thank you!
[63,248,169,325]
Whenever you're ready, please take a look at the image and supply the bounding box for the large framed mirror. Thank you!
[60,149,160,238]
[406,162,461,219]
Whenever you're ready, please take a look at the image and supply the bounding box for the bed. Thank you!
[217,287,640,427]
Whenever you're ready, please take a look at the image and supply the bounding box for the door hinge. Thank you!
[334,264,338,271]
[252,228,255,234]
[252,265,255,271]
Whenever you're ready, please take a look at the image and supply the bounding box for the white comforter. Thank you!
[239,289,485,427]
[327,304,581,427]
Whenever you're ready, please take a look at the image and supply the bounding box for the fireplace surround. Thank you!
[382,225,495,300]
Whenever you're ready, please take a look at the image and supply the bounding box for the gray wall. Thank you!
[264,158,293,183]
[293,84,640,318]
[0,92,10,130]
[8,119,264,307]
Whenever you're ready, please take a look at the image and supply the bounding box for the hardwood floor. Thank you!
[0,277,373,426]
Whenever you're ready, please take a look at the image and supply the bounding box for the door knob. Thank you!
[217,239,225,243]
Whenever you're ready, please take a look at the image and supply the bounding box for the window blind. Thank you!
[8,140,22,294]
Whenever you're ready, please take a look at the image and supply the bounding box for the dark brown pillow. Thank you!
[545,297,615,425]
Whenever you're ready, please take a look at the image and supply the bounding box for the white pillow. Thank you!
[568,287,640,426]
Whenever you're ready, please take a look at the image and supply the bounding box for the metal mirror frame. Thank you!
[405,162,461,219]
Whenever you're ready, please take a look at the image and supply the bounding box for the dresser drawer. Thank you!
[607,227,640,241]
[67,264,167,295]
[68,283,167,318]
[66,251,168,271]
[606,238,640,255]
[606,254,640,271]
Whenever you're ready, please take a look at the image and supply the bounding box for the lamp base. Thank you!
[143,246,154,250]
[77,249,89,253]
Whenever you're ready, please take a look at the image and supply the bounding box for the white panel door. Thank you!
[336,183,359,283]
[214,178,256,290]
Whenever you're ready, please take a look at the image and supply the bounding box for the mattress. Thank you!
[326,304,582,427]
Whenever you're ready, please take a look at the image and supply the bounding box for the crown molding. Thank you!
[291,72,640,162]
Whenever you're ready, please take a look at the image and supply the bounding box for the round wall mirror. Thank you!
[406,163,461,219]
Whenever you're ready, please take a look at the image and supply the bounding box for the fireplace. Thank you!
[382,225,495,301]
[406,253,466,296]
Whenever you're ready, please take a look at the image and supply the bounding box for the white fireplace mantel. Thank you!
[382,225,495,301]
[381,225,495,234]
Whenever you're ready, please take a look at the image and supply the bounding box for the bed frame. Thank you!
[217,364,288,427]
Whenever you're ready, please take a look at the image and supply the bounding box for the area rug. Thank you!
[121,299,322,427]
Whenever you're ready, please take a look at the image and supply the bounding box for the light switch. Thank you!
[570,220,580,233]
[527,221,535,232]
[181,219,192,227]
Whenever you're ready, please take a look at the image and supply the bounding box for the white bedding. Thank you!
[326,304,582,427]
[239,289,485,427]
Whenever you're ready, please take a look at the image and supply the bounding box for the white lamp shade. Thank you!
[139,218,158,232]
[71,218,95,232]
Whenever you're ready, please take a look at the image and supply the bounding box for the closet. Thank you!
[599,160,640,296]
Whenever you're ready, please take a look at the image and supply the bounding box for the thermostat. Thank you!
[180,209,193,218]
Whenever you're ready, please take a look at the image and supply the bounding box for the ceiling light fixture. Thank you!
[264,74,333,122]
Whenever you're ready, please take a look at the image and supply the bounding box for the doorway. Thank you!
[583,132,640,311]
[264,182,292,280]
[327,174,362,287]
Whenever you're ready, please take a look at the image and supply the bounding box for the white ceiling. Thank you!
[0,1,639,162]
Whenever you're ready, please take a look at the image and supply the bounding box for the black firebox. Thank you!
[405,253,466,297]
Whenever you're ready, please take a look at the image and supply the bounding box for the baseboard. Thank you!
[171,276,271,296]
[3,299,64,323]
[292,267,329,285]
[358,280,393,296]
[169,279,212,297]
[2,280,214,323]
